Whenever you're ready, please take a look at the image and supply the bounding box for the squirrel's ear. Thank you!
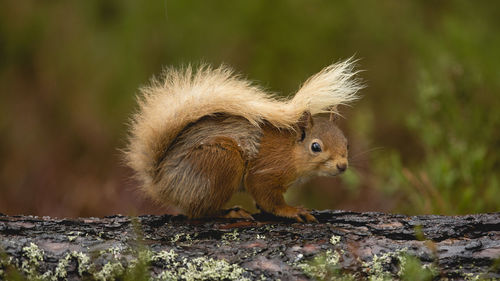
[296,111,313,141]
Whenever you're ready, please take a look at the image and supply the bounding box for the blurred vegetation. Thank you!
[0,0,499,217]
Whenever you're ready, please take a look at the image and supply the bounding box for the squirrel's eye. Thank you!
[311,142,322,153]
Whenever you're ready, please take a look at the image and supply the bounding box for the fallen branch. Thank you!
[0,211,499,280]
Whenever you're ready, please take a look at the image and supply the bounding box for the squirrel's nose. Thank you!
[336,163,347,172]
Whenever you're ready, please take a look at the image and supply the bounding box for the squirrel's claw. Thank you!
[299,212,318,223]
[295,208,318,223]
[275,206,318,223]
[293,215,304,223]
[221,206,255,220]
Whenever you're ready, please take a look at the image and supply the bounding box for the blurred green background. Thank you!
[1,1,499,217]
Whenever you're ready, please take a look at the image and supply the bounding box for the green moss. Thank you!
[296,247,442,281]
[169,233,196,245]
[330,235,341,245]
[178,257,250,281]
[294,235,348,280]
[49,251,93,279]
[297,249,349,280]
[398,254,437,281]
[170,233,183,243]
[2,241,252,280]
[21,243,44,280]
[72,252,91,276]
[152,249,178,264]
[93,261,125,281]
[66,231,83,242]
[52,254,71,280]
[4,239,495,280]
[152,248,250,280]
[222,229,240,241]
[361,251,398,281]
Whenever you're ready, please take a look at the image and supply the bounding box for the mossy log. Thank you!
[0,211,499,280]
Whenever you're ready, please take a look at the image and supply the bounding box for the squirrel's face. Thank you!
[294,113,348,177]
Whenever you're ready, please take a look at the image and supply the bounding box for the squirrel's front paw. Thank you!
[274,206,318,223]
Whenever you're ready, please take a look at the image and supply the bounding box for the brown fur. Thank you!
[150,115,261,218]
[149,113,348,222]
[126,61,361,221]
[245,115,348,222]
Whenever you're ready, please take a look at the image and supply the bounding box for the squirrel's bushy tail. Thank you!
[290,58,362,116]
[125,59,362,191]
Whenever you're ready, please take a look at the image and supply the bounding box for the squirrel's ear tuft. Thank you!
[296,111,313,141]
[328,105,341,123]
[329,111,339,123]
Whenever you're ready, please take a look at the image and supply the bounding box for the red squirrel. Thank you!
[125,59,362,222]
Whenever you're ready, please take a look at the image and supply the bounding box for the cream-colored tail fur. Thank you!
[125,59,362,189]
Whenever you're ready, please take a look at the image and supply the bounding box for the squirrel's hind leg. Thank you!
[176,136,247,218]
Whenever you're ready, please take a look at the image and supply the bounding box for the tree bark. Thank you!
[0,211,499,280]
